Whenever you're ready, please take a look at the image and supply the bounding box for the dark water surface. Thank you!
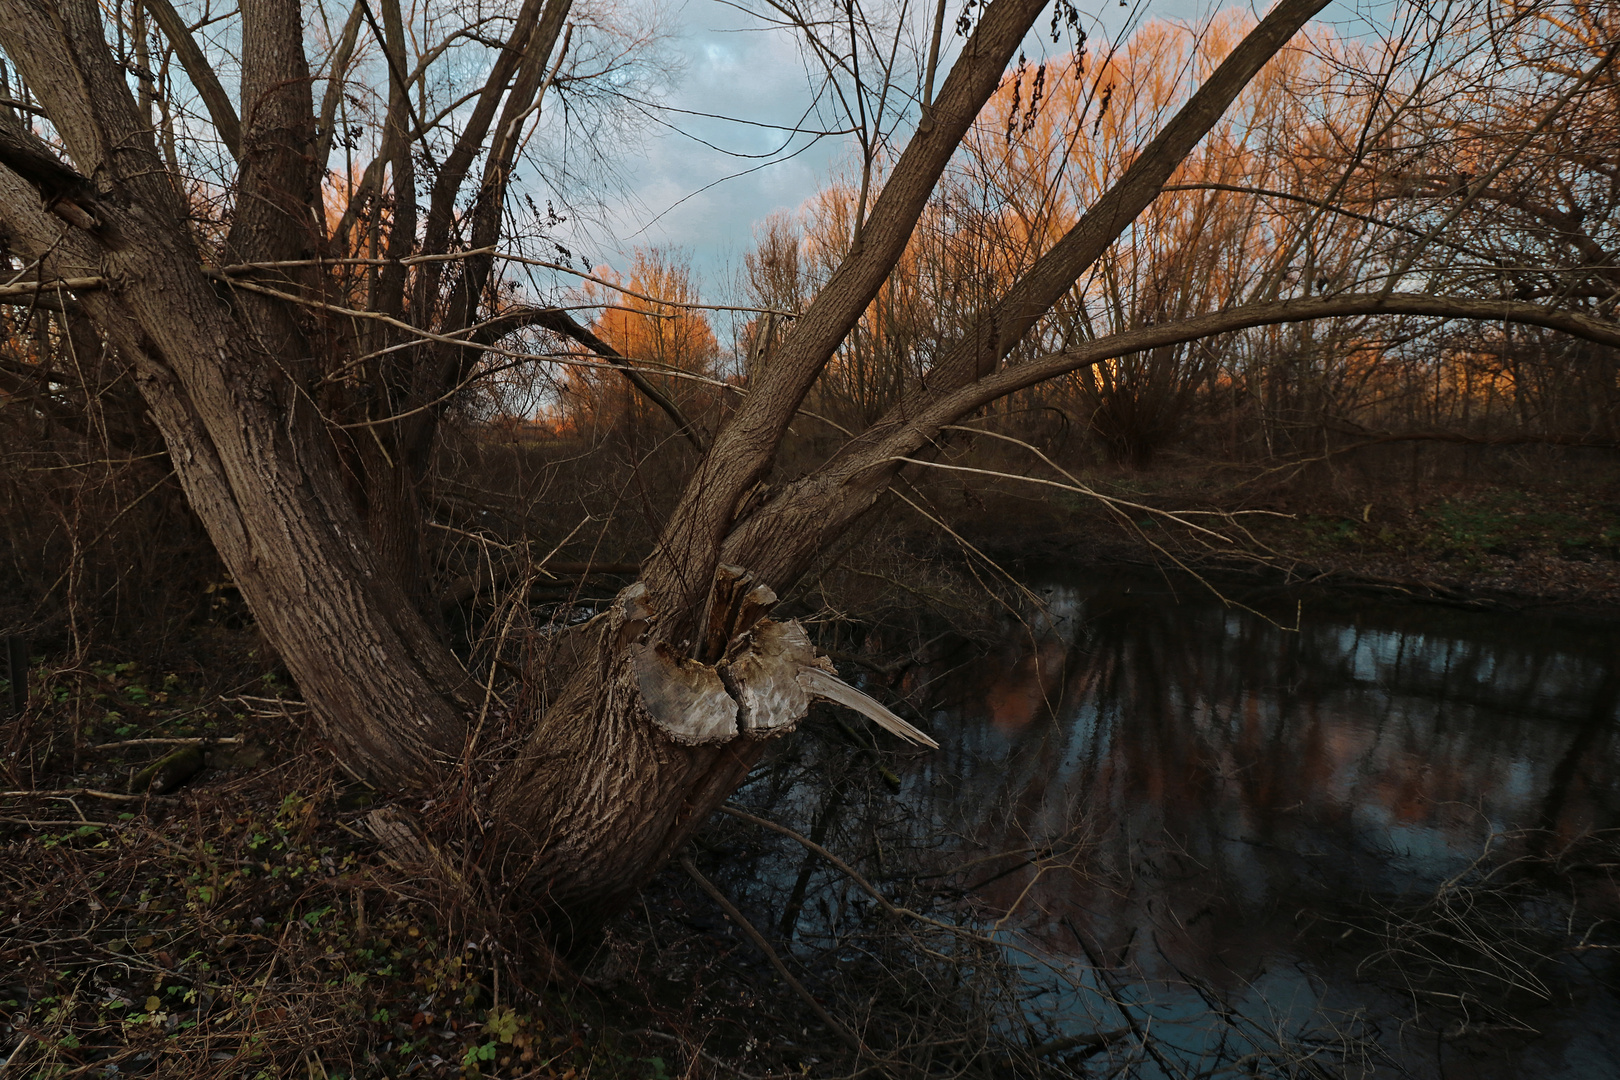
[730,571,1620,1077]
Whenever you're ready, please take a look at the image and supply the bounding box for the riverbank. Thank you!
[6,455,1619,1077]
[930,456,1620,623]
[0,653,874,1079]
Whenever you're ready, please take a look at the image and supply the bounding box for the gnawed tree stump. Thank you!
[487,576,934,943]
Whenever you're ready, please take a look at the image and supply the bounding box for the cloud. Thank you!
[593,0,1359,290]
[588,2,843,286]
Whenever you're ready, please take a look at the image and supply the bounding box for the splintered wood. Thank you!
[629,642,739,745]
[614,580,937,749]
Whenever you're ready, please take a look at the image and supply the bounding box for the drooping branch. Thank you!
[492,305,707,453]
[928,293,1620,433]
[720,290,1620,591]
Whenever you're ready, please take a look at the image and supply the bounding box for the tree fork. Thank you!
[3,0,1483,946]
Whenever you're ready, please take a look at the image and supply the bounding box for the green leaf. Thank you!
[483,1006,521,1043]
[461,1041,498,1067]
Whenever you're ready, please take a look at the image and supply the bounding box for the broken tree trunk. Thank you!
[488,577,932,942]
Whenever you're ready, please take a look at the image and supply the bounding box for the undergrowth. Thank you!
[0,646,781,1079]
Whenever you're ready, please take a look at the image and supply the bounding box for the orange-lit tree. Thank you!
[552,248,720,444]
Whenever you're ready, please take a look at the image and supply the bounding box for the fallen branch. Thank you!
[0,787,178,803]
[0,817,121,828]
[83,736,244,752]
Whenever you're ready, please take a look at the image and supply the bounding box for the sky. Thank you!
[580,0,1371,296]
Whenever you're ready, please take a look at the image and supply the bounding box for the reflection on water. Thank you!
[732,571,1620,1077]
[923,576,1620,917]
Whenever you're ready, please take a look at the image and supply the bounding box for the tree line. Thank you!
[540,3,1618,470]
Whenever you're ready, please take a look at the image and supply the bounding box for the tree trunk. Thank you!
[0,0,475,791]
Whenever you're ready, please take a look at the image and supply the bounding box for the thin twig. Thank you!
[625,1029,774,1080]
[889,485,1045,611]
[216,250,798,318]
[719,805,1004,949]
[0,788,179,804]
[206,273,729,436]
[0,1034,30,1076]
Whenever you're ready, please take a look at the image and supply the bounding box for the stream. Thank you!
[723,568,1620,1078]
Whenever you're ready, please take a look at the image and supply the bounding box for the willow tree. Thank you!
[2,0,1615,943]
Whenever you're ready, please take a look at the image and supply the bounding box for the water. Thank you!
[726,569,1620,1077]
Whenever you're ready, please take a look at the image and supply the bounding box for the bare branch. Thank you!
[646,0,1053,625]
[314,0,366,171]
[417,0,555,261]
[721,290,1620,590]
[0,275,104,297]
[145,0,242,159]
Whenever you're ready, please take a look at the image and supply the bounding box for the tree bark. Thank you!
[0,0,472,790]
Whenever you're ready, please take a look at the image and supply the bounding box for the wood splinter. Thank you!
[796,666,939,749]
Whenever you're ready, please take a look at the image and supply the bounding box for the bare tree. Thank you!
[1,0,1615,950]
